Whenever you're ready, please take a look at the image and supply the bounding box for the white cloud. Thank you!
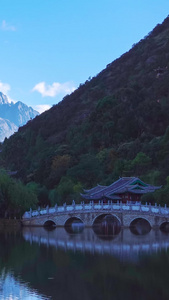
[32,81,76,97]
[33,104,51,114]
[0,81,16,103]
[1,20,16,31]
[0,81,11,95]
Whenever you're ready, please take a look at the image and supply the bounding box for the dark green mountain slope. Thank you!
[1,16,169,205]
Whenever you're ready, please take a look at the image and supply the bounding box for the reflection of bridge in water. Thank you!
[22,227,169,261]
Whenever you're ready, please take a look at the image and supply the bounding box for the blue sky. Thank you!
[0,0,169,113]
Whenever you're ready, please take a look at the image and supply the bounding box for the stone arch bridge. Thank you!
[22,202,169,229]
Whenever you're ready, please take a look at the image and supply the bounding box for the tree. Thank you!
[131,152,151,175]
[68,154,103,187]
[8,180,38,216]
[0,170,38,218]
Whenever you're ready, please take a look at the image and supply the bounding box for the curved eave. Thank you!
[83,184,105,191]
[128,189,157,194]
[153,185,162,190]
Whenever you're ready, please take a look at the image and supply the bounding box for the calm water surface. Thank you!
[0,226,169,300]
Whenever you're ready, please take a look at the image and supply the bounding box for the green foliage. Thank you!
[48,189,58,206]
[131,152,151,175]
[52,177,83,205]
[57,177,74,201]
[27,182,50,207]
[151,176,169,206]
[141,193,155,204]
[96,96,117,111]
[141,170,161,186]
[36,185,49,207]
[8,180,37,214]
[0,170,38,217]
[26,181,39,194]
[68,154,103,188]
[96,148,109,164]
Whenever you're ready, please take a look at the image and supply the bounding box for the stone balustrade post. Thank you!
[55,204,58,212]
[139,202,141,212]
[38,206,40,215]
[46,205,49,214]
[149,203,151,213]
[159,204,161,214]
[64,203,67,211]
[30,208,32,218]
[129,201,132,211]
[72,200,75,210]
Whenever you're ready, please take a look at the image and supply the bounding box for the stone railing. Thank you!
[22,201,169,219]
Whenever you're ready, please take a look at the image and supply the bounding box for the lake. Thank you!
[0,226,169,300]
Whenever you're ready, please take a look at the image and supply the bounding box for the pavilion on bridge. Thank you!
[81,177,161,204]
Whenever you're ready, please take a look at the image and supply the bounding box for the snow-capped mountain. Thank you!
[0,118,18,142]
[0,92,9,105]
[0,92,39,142]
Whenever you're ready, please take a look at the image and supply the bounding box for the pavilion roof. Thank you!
[81,177,161,200]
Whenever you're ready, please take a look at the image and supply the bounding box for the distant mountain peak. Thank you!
[0,92,39,141]
[0,117,18,142]
[0,92,10,105]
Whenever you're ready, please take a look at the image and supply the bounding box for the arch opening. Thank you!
[64,217,84,234]
[44,220,56,229]
[130,218,151,235]
[160,222,169,233]
[93,214,121,238]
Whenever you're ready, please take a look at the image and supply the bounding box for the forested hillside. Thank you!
[1,16,169,208]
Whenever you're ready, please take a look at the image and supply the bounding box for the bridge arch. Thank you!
[160,222,169,232]
[92,213,121,226]
[130,217,151,235]
[64,216,84,227]
[43,219,56,227]
[64,217,84,234]
[92,214,121,236]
